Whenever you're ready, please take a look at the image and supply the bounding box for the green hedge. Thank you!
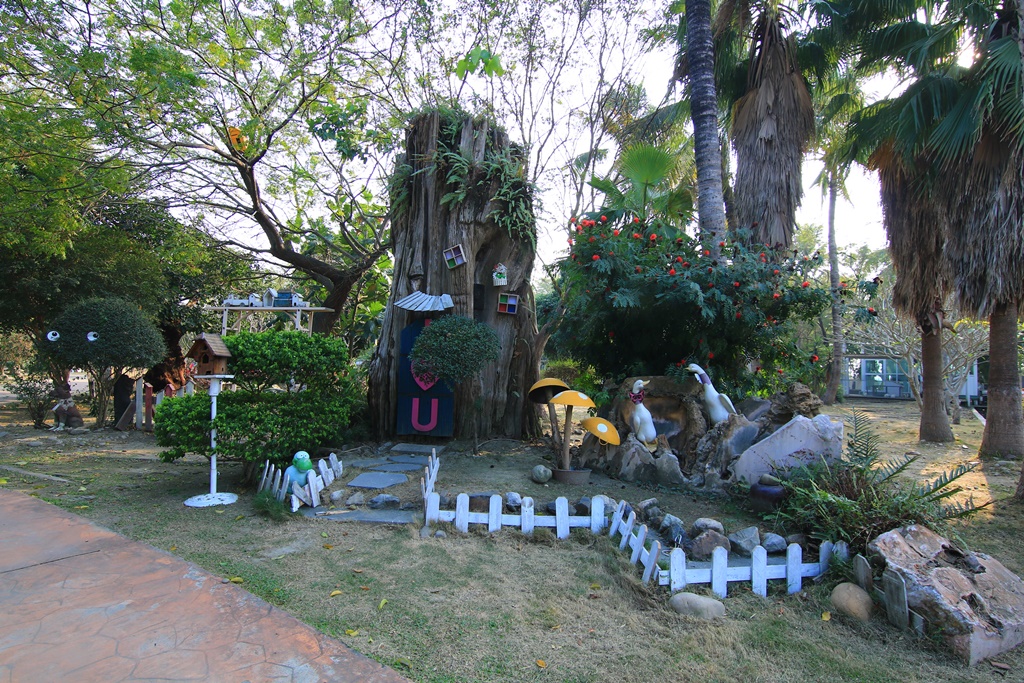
[155,390,354,464]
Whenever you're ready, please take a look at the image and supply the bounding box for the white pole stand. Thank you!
[184,375,239,508]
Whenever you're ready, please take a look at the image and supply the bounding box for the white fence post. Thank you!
[751,546,768,597]
[555,497,570,539]
[455,493,469,533]
[711,546,728,598]
[618,511,636,551]
[786,543,803,594]
[521,497,535,533]
[488,495,502,532]
[590,496,605,533]
[670,548,687,593]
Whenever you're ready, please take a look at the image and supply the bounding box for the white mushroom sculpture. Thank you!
[687,363,738,425]
[549,390,596,472]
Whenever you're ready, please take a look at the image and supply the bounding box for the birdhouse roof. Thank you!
[187,332,232,359]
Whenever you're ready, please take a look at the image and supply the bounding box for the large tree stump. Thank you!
[368,111,541,439]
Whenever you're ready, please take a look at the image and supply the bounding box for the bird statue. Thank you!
[628,379,658,450]
[687,364,738,425]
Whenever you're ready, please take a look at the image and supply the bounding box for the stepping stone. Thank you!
[346,459,390,469]
[388,454,432,465]
[370,463,422,472]
[346,472,408,489]
[299,507,416,524]
[389,444,445,458]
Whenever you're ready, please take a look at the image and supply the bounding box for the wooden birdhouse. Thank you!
[443,244,466,269]
[186,333,232,376]
[497,293,519,314]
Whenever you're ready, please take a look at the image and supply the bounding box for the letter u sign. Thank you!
[410,397,439,432]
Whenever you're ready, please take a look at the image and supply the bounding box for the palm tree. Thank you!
[729,3,815,248]
[930,4,1024,463]
[684,0,728,242]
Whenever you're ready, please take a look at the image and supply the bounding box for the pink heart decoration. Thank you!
[413,369,437,391]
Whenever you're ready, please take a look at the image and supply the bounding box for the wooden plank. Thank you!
[883,568,909,629]
[752,546,768,597]
[258,460,270,492]
[819,541,834,575]
[711,546,728,598]
[290,494,300,513]
[853,554,874,593]
[318,459,331,485]
[455,493,469,533]
[670,548,687,592]
[555,497,570,539]
[521,497,535,533]
[426,492,440,524]
[786,544,803,594]
[910,609,925,636]
[272,470,284,502]
[291,482,312,507]
[135,378,145,430]
[684,568,712,584]
[630,525,648,565]
[438,510,456,523]
[833,541,850,562]
[609,500,627,537]
[618,511,636,551]
[488,494,502,532]
[308,474,322,508]
[642,541,661,584]
[590,496,605,533]
[329,453,342,477]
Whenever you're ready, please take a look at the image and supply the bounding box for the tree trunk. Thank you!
[368,112,541,440]
[981,302,1024,467]
[918,324,954,442]
[685,0,727,243]
[823,177,844,404]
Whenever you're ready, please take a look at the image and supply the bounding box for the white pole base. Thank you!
[183,492,239,508]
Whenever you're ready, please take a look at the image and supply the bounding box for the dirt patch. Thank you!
[2,397,1023,682]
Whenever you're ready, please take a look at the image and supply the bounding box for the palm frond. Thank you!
[915,461,978,501]
[617,144,676,189]
[873,452,919,484]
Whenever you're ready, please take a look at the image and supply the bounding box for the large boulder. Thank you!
[669,592,726,620]
[831,582,874,622]
[730,414,843,484]
[869,525,1024,665]
[763,382,823,428]
[688,413,760,478]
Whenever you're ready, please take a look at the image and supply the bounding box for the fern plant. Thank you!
[773,410,988,555]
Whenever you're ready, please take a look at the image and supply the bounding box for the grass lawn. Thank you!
[1,397,1020,682]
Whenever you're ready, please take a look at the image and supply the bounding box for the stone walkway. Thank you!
[0,490,410,683]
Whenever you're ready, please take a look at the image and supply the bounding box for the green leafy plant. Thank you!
[773,410,988,554]
[223,331,351,394]
[253,489,290,522]
[2,363,53,428]
[409,315,500,387]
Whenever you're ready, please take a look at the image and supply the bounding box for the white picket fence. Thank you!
[258,453,343,512]
[607,499,849,597]
[421,453,848,597]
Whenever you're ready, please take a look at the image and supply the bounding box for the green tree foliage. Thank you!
[409,315,500,387]
[45,297,165,425]
[223,331,351,394]
[155,331,359,481]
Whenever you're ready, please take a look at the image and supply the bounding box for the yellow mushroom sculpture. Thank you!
[581,416,620,446]
[549,390,596,472]
[528,378,570,450]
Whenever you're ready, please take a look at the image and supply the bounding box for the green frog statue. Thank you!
[283,450,314,492]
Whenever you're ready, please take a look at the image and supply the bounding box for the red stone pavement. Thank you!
[0,490,411,683]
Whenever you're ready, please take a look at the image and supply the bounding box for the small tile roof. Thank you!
[193,332,231,357]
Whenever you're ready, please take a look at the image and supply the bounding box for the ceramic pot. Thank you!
[551,468,591,485]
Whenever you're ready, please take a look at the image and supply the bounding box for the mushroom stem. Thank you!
[560,405,574,471]
[547,403,562,450]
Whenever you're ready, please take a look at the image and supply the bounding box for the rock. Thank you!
[759,473,782,486]
[761,532,788,554]
[731,414,844,484]
[831,582,874,622]
[434,530,447,539]
[419,525,433,539]
[531,465,552,483]
[576,496,592,515]
[688,530,731,560]
[649,515,664,530]
[505,492,522,511]
[764,382,824,426]
[637,498,659,514]
[68,427,90,435]
[611,434,659,483]
[346,492,365,506]
[438,492,454,508]
[660,514,684,533]
[368,494,400,509]
[735,397,773,422]
[592,494,616,511]
[729,526,761,557]
[691,517,725,537]
[869,524,1024,665]
[643,506,662,523]
[785,533,807,547]
[654,450,687,486]
[669,592,725,620]
[544,500,576,515]
[329,489,345,503]
[703,471,724,490]
[25,441,44,448]
[664,522,689,547]
[690,414,760,479]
